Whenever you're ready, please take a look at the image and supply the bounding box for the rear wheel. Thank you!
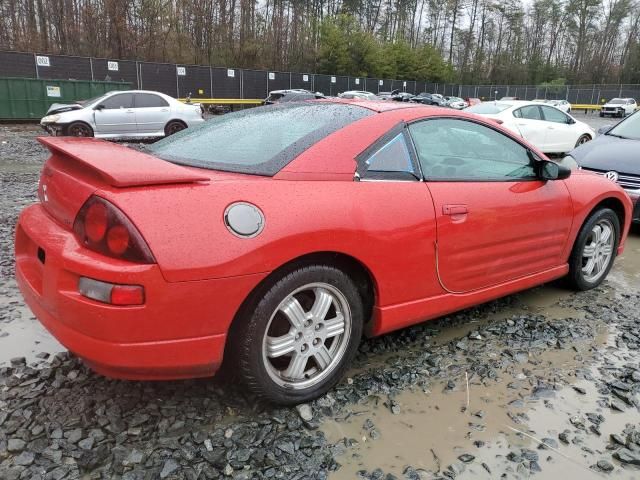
[575,134,591,147]
[567,208,620,290]
[66,122,93,137]
[233,265,363,405]
[164,120,186,136]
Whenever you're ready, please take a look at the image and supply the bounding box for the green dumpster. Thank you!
[0,77,130,120]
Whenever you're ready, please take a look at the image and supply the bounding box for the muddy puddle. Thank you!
[325,328,627,479]
[324,233,640,479]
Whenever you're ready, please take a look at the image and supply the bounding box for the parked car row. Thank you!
[465,100,594,154]
[21,96,635,407]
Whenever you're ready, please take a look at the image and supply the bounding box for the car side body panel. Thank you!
[17,102,633,381]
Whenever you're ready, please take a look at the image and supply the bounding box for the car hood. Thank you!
[571,134,640,174]
[46,103,84,115]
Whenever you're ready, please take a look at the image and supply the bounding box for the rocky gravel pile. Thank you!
[0,126,48,165]
[0,293,623,480]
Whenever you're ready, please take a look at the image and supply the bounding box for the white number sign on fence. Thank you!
[268,72,275,80]
[177,66,186,76]
[107,61,119,71]
[303,75,309,82]
[36,56,50,67]
[227,69,235,78]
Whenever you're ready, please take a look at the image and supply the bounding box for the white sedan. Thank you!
[40,90,205,139]
[546,99,571,113]
[465,101,594,154]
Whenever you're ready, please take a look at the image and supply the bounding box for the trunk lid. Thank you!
[37,137,208,229]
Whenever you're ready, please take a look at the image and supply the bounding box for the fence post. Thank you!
[89,58,94,81]
[210,67,213,98]
[136,62,141,90]
[175,65,179,98]
[34,53,39,79]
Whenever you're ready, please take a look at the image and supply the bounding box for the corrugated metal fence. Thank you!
[1,51,639,103]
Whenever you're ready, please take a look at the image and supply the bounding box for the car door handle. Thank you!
[443,204,468,215]
[547,126,555,129]
[161,108,169,112]
[126,109,135,113]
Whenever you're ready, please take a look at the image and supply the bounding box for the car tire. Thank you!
[567,208,620,291]
[66,122,94,137]
[599,112,604,117]
[575,134,591,147]
[164,120,186,136]
[232,265,363,405]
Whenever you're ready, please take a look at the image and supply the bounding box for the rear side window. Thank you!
[515,105,542,120]
[149,103,373,175]
[135,93,169,108]
[101,93,134,109]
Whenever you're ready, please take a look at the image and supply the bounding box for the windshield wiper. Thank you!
[605,132,629,139]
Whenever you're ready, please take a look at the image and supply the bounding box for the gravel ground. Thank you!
[0,123,639,479]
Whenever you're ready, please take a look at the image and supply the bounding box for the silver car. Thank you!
[40,90,205,139]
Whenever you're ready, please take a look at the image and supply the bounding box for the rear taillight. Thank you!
[73,196,155,264]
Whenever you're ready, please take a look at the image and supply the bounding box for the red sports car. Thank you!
[15,100,632,405]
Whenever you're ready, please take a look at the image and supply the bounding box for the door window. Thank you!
[513,105,542,120]
[134,93,169,108]
[408,118,537,181]
[100,93,134,109]
[540,106,569,124]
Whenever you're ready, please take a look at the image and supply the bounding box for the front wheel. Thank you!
[233,265,363,405]
[567,208,620,290]
[66,122,94,137]
[575,134,591,147]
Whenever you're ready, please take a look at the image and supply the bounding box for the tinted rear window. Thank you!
[465,102,511,114]
[149,103,373,175]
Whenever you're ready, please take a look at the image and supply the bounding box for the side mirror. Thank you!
[597,125,612,135]
[94,104,105,111]
[539,160,571,180]
[566,117,575,125]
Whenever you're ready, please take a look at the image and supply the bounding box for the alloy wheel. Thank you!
[262,282,351,390]
[581,219,614,283]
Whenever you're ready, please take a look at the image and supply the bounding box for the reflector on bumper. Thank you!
[78,277,144,305]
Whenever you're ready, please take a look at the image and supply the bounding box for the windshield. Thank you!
[607,111,640,140]
[77,94,108,106]
[465,102,511,114]
[148,103,373,175]
[607,99,625,105]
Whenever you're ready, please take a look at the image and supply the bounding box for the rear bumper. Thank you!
[15,204,266,380]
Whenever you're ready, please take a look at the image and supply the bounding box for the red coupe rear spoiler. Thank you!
[38,137,208,188]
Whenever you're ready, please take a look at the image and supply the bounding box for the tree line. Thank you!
[1,0,639,85]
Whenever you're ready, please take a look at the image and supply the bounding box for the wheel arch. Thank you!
[227,251,378,342]
[590,197,626,232]
[166,118,187,128]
